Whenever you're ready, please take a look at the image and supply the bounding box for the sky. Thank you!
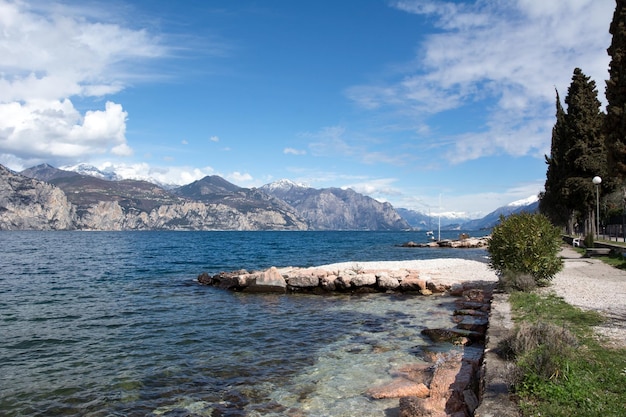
[0,0,616,217]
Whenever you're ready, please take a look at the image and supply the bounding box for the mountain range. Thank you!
[0,163,538,231]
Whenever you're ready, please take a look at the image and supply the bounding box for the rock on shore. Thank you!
[197,259,497,294]
[401,236,490,249]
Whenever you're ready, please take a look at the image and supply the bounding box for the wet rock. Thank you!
[421,328,483,345]
[334,274,353,290]
[197,272,212,285]
[286,274,320,288]
[453,309,488,317]
[400,273,427,292]
[456,316,489,333]
[426,281,449,293]
[367,379,430,399]
[391,363,433,385]
[320,274,337,291]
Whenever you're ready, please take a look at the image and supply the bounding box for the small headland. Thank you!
[197,262,498,416]
[400,235,490,249]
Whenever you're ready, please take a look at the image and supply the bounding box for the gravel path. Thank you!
[540,246,626,348]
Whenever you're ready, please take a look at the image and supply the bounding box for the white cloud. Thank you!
[210,136,220,142]
[94,161,215,186]
[283,147,306,155]
[0,0,166,167]
[350,0,614,164]
[227,171,253,184]
[343,178,403,201]
[0,99,129,160]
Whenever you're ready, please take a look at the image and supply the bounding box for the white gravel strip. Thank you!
[316,258,499,286]
[541,246,626,348]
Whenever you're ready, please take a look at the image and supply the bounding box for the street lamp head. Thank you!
[593,176,602,185]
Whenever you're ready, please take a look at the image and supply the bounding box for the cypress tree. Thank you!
[541,69,607,235]
[606,0,626,178]
[563,68,607,235]
[540,90,571,230]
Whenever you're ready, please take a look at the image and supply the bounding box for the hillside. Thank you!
[260,180,411,230]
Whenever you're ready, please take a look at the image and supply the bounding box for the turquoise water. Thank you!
[0,231,488,416]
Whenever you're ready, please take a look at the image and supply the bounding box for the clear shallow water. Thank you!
[0,231,488,416]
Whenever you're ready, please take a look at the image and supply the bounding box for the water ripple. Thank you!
[0,231,483,416]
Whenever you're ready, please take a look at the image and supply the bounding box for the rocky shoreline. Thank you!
[401,236,490,249]
[360,282,493,417]
[197,261,498,416]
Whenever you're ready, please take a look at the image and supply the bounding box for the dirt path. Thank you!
[540,246,626,348]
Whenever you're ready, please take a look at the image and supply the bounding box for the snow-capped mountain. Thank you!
[398,195,540,231]
[506,195,539,207]
[459,195,539,230]
[60,163,178,189]
[261,179,310,192]
[396,208,473,230]
[61,163,122,181]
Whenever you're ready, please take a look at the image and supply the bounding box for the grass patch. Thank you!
[596,252,626,270]
[567,243,626,269]
[507,292,626,417]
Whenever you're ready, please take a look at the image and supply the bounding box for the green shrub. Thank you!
[583,232,594,248]
[488,212,563,286]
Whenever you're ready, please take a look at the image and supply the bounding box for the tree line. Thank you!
[540,0,626,236]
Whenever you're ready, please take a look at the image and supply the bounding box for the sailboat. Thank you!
[426,208,435,239]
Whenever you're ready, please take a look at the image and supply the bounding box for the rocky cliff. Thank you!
[5,164,308,231]
[6,164,414,231]
[0,165,75,230]
[261,180,411,230]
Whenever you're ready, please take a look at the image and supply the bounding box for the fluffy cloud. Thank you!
[0,99,128,160]
[348,0,613,163]
[0,0,165,167]
[89,162,216,186]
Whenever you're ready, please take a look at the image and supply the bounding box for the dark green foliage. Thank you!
[540,69,609,235]
[488,213,563,285]
[540,90,571,227]
[605,0,626,179]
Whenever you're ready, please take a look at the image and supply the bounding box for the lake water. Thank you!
[0,231,488,416]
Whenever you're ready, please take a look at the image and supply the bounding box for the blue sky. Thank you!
[0,0,615,216]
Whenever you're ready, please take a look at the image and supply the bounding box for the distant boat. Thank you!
[426,230,434,236]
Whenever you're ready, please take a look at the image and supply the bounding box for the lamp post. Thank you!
[593,176,602,239]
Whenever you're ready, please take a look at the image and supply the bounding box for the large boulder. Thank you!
[399,273,427,292]
[377,272,400,290]
[286,274,320,288]
[351,272,377,287]
[244,267,286,293]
